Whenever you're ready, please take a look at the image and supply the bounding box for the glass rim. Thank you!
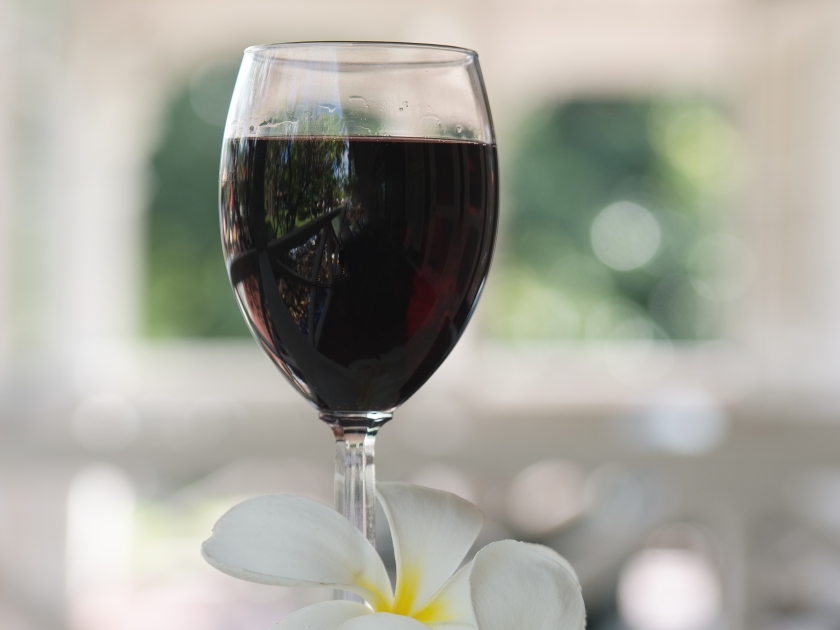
[243,41,478,66]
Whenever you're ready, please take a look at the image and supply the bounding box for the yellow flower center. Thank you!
[371,562,457,625]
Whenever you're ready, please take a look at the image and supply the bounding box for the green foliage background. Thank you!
[145,63,249,338]
[486,99,738,342]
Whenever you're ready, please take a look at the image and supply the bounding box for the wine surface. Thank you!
[220,136,498,412]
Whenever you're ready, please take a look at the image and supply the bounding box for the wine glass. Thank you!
[219,42,497,546]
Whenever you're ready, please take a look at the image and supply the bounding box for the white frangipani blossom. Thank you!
[202,482,585,630]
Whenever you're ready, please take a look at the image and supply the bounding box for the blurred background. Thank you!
[3,0,840,628]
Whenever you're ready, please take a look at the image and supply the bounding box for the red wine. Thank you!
[220,136,498,413]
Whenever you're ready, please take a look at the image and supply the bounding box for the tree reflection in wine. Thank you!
[222,136,497,412]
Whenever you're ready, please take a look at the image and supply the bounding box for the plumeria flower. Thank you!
[202,482,585,630]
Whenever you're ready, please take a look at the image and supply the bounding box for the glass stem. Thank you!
[334,425,378,544]
[322,412,390,543]
[323,413,389,602]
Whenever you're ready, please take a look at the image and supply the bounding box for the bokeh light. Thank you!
[591,201,661,272]
[618,547,722,630]
[506,460,586,536]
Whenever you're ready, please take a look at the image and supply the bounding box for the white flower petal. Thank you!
[421,564,476,630]
[202,494,393,609]
[469,540,585,630]
[272,601,372,630]
[525,543,581,587]
[339,612,431,630]
[378,483,483,616]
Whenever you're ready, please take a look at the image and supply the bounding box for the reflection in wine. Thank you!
[221,136,498,413]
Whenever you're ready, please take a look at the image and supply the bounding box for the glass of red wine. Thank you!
[220,42,498,546]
